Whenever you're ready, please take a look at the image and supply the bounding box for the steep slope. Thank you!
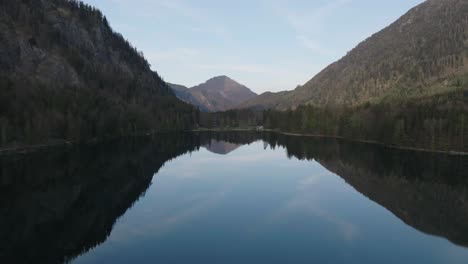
[0,0,197,147]
[168,83,209,111]
[172,76,257,112]
[242,0,468,109]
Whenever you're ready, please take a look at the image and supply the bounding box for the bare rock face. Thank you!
[6,2,140,90]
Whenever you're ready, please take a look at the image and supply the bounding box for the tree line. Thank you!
[263,90,468,152]
[0,0,198,147]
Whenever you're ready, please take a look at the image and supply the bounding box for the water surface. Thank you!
[1,132,468,263]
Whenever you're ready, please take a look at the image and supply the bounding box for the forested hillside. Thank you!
[0,0,197,147]
[264,91,468,152]
[242,0,468,109]
[236,0,468,152]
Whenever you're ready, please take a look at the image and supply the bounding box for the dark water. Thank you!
[1,132,468,264]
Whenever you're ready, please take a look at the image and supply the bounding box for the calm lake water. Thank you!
[1,132,468,264]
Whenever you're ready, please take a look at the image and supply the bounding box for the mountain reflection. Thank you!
[261,133,468,248]
[203,139,241,155]
[0,132,467,263]
[0,133,201,264]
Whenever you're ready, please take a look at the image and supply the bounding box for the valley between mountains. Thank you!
[0,0,466,153]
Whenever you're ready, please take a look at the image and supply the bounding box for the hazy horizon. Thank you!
[83,0,424,93]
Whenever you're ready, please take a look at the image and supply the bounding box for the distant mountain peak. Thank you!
[170,76,257,112]
[210,75,230,80]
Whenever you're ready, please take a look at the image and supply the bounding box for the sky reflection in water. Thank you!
[73,140,468,264]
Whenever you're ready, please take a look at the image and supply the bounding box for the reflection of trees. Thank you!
[196,131,263,146]
[1,131,467,264]
[0,131,263,263]
[0,133,200,264]
[263,133,468,247]
[197,131,264,155]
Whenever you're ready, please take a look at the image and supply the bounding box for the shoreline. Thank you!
[0,140,73,155]
[194,128,468,156]
[273,131,468,156]
[1,129,466,156]
[0,131,183,155]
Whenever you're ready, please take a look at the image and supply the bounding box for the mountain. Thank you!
[168,83,209,112]
[242,0,468,109]
[170,76,257,112]
[203,139,240,155]
[0,133,200,263]
[238,91,288,110]
[0,0,196,147]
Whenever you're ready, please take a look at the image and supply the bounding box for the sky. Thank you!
[82,0,425,94]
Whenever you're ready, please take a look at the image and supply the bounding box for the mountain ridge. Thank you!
[168,83,210,112]
[241,0,468,110]
[0,0,196,147]
[170,75,257,112]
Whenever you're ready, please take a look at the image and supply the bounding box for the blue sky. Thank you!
[83,0,425,93]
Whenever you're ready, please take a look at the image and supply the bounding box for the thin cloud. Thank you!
[281,0,352,34]
[296,35,335,56]
[190,26,231,41]
[156,0,205,21]
[270,0,351,56]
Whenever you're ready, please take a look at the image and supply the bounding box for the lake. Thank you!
[1,132,468,264]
